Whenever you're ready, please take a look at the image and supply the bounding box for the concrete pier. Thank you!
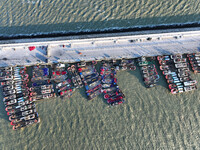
[0,27,200,67]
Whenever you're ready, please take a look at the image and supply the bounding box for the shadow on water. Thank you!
[0,14,200,39]
[127,62,146,88]
[0,89,9,122]
[77,88,87,100]
[154,58,168,89]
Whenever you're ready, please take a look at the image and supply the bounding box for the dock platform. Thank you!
[0,27,200,67]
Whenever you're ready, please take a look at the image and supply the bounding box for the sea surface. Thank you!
[0,66,200,149]
[0,0,200,36]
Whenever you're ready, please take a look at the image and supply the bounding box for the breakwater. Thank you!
[1,22,200,40]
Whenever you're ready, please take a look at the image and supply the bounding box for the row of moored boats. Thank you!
[0,59,136,129]
[158,54,197,94]
[1,67,40,130]
[0,53,199,130]
[137,57,159,88]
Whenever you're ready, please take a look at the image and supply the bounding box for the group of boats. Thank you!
[187,53,200,74]
[52,63,75,98]
[78,61,102,100]
[101,61,123,105]
[158,54,197,94]
[0,53,199,130]
[137,57,160,88]
[1,67,40,130]
[100,59,137,105]
[30,65,55,101]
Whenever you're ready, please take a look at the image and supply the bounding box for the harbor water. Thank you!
[0,66,200,149]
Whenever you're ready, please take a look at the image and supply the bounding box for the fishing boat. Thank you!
[178,71,190,78]
[173,58,187,63]
[175,63,188,68]
[101,86,119,94]
[103,89,123,99]
[179,76,192,82]
[6,104,35,115]
[12,117,40,130]
[184,85,197,92]
[85,80,101,90]
[9,109,37,121]
[141,64,155,70]
[168,83,183,90]
[157,56,170,61]
[86,84,102,94]
[170,54,182,60]
[29,93,55,101]
[171,88,184,94]
[183,80,197,86]
[107,96,124,104]
[144,75,159,82]
[10,113,38,124]
[87,89,101,100]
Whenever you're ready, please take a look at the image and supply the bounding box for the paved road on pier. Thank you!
[0,29,200,66]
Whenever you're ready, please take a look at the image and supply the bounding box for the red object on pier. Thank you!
[28,46,36,51]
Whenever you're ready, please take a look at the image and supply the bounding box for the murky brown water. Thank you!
[0,66,200,149]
